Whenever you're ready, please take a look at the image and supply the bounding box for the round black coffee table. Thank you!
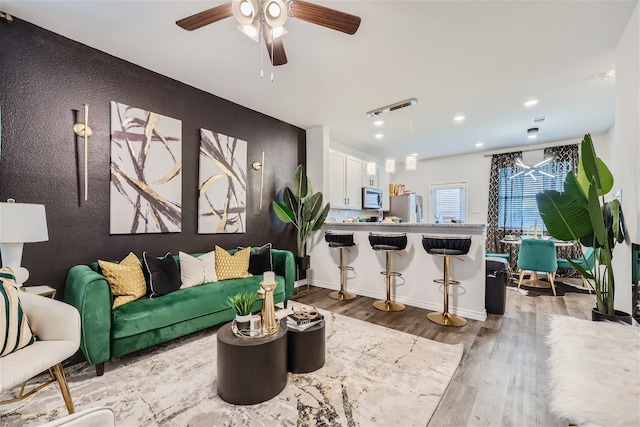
[287,320,325,373]
[217,318,288,405]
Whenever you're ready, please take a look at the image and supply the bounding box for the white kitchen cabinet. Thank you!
[329,149,362,209]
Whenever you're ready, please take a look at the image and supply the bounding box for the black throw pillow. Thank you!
[238,243,273,275]
[143,252,181,298]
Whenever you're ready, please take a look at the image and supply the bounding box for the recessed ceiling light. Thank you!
[453,115,465,122]
[528,134,538,140]
[524,99,538,107]
[475,142,484,148]
[375,133,384,139]
[373,120,384,126]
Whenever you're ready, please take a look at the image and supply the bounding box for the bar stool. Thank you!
[368,232,407,312]
[422,235,472,326]
[324,231,357,301]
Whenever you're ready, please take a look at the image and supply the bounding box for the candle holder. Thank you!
[259,280,279,334]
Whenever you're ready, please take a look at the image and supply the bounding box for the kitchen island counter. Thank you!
[308,222,487,321]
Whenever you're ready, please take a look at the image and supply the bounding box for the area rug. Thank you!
[507,277,591,297]
[1,303,463,426]
[546,315,640,426]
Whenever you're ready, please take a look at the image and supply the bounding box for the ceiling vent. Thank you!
[532,116,548,125]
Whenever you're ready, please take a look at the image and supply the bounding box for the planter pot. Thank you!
[296,255,311,280]
[591,308,633,325]
[235,314,251,331]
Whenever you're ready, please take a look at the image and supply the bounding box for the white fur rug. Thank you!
[1,302,463,426]
[546,315,640,426]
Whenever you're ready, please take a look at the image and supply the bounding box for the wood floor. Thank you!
[292,284,596,426]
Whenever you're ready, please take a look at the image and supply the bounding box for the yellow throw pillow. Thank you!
[215,246,252,280]
[99,252,147,309]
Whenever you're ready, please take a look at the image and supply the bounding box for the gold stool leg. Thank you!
[373,251,405,312]
[329,247,357,301]
[427,255,467,326]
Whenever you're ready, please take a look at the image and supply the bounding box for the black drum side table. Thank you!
[217,318,288,405]
[287,320,325,373]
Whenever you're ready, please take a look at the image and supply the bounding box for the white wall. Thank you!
[611,4,639,314]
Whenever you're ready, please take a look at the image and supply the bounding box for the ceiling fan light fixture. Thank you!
[263,0,287,28]
[264,25,288,42]
[232,0,259,25]
[237,21,261,42]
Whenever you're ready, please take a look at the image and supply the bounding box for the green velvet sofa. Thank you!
[64,249,295,376]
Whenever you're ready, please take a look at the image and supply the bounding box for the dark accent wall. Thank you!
[0,18,305,298]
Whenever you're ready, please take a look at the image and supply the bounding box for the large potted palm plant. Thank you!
[272,164,330,280]
[536,134,630,323]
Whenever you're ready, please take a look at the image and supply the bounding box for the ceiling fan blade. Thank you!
[263,27,288,66]
[176,3,233,31]
[289,0,361,35]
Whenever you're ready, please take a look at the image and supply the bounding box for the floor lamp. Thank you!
[0,200,49,286]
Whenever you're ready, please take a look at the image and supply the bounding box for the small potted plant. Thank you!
[228,291,258,330]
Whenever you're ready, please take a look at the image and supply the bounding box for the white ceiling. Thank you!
[4,0,637,161]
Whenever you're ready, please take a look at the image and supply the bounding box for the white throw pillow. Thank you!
[179,251,217,288]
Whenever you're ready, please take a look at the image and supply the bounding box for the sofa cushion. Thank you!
[179,251,217,288]
[0,268,36,357]
[98,252,147,308]
[215,246,252,280]
[143,252,181,298]
[239,243,273,275]
[110,275,285,339]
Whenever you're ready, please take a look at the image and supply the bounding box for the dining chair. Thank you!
[557,247,595,293]
[517,239,558,296]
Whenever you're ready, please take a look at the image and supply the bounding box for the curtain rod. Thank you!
[483,142,576,158]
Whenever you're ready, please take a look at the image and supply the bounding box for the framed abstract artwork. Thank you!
[109,101,182,234]
[198,129,247,234]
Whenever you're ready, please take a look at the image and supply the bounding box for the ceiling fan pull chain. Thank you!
[259,25,264,79]
[270,27,275,82]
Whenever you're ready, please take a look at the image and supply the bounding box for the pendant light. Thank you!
[365,98,417,175]
[510,127,555,180]
[385,158,396,174]
[405,103,417,171]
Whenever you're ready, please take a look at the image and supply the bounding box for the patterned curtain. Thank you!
[544,144,580,261]
[486,151,522,265]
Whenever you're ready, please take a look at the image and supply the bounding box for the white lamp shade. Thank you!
[366,162,377,176]
[0,202,49,243]
[263,0,287,28]
[385,158,396,174]
[237,21,261,43]
[232,0,259,25]
[405,154,417,171]
[0,202,48,285]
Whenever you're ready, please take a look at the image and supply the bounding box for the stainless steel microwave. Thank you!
[362,187,383,209]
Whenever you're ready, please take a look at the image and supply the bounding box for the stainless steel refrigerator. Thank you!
[388,194,423,223]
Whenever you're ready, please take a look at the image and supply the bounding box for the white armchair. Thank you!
[0,292,81,414]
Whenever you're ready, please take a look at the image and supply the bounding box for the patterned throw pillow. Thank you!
[0,268,36,357]
[215,246,252,281]
[143,252,181,298]
[99,252,147,309]
[179,251,217,288]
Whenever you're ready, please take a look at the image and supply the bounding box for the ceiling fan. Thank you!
[176,0,361,66]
